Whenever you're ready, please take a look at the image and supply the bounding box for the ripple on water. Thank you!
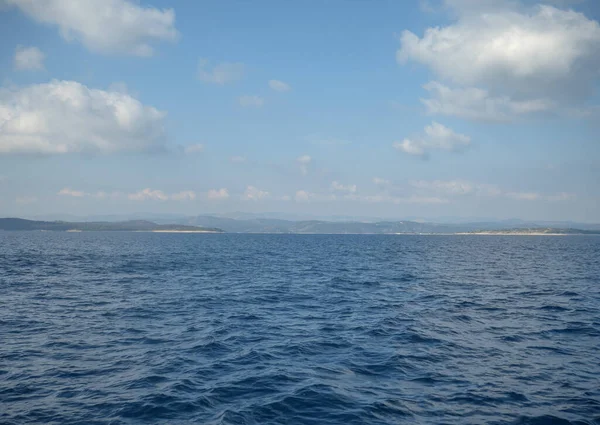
[1,232,599,424]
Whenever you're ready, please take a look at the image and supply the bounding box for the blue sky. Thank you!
[0,0,599,222]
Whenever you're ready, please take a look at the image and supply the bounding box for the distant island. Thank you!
[2,217,599,235]
[458,228,600,235]
[0,218,223,233]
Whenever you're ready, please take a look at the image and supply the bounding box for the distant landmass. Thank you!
[2,217,599,235]
[164,215,600,235]
[460,228,600,235]
[0,218,223,233]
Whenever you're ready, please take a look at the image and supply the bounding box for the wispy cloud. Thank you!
[297,155,312,175]
[184,144,204,154]
[58,188,85,197]
[331,181,357,194]
[269,79,291,92]
[230,155,246,163]
[412,179,575,201]
[14,45,45,70]
[198,59,244,85]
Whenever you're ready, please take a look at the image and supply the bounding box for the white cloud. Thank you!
[238,95,264,108]
[14,46,45,70]
[373,177,391,186]
[171,190,196,201]
[207,188,229,200]
[412,179,574,201]
[230,155,246,163]
[394,139,426,157]
[56,188,197,201]
[242,185,269,201]
[297,154,312,174]
[0,80,166,155]
[393,122,470,158]
[411,179,502,196]
[269,79,291,92]
[127,188,196,201]
[184,144,204,154]
[398,5,600,102]
[128,188,168,201]
[422,81,554,121]
[361,194,449,205]
[198,59,244,85]
[58,188,85,197]
[546,192,575,201]
[295,190,312,202]
[331,181,357,193]
[4,0,178,56]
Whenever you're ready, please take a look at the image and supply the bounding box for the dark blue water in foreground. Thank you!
[1,233,600,425]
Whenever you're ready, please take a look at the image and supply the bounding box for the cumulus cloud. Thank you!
[127,188,196,201]
[269,79,291,92]
[4,0,178,56]
[128,188,168,201]
[242,186,269,201]
[56,187,197,201]
[58,188,85,197]
[393,122,471,158]
[295,190,312,202]
[207,188,229,200]
[184,144,204,154]
[238,95,264,108]
[0,80,166,155]
[14,45,45,70]
[421,81,554,121]
[398,5,600,100]
[331,181,357,193]
[171,190,196,201]
[198,59,244,85]
[297,155,312,174]
[399,3,600,119]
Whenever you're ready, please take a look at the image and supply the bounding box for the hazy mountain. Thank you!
[0,218,222,232]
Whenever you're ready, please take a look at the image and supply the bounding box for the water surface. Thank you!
[1,233,599,424]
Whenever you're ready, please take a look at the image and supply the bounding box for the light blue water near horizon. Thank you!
[1,232,599,424]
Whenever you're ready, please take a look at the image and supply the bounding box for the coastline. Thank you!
[148,230,220,233]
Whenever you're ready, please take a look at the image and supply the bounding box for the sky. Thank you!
[0,0,599,222]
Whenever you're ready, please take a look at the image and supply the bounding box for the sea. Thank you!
[1,232,599,425]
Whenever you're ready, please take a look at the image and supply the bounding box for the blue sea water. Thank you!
[1,232,599,425]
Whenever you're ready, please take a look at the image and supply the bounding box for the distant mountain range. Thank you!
[2,216,599,235]
[153,215,600,234]
[0,218,222,233]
